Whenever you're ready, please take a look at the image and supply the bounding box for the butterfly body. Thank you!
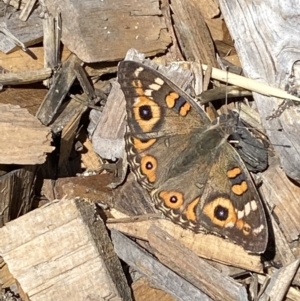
[118,60,268,253]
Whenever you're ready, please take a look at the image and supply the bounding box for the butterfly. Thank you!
[118,60,268,253]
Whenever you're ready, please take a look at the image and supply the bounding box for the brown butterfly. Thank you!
[118,60,268,253]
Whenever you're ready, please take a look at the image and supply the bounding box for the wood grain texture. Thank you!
[148,225,248,301]
[132,277,175,301]
[0,6,43,53]
[0,104,54,164]
[92,81,127,160]
[0,166,37,227]
[260,158,300,242]
[107,219,264,273]
[36,54,81,125]
[0,199,132,301]
[111,229,213,301]
[171,0,218,66]
[219,0,300,182]
[43,0,171,62]
[259,258,300,301]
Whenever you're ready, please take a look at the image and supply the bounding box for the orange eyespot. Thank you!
[203,197,237,227]
[140,155,157,183]
[159,191,184,209]
[132,96,161,132]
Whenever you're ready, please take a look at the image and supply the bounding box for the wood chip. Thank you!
[171,0,218,66]
[43,0,171,62]
[0,104,54,164]
[0,198,132,301]
[111,229,213,301]
[19,0,37,22]
[148,224,248,301]
[259,259,300,301]
[0,166,37,226]
[0,46,71,73]
[107,219,264,273]
[0,7,43,53]
[0,68,52,85]
[92,81,126,160]
[36,53,81,125]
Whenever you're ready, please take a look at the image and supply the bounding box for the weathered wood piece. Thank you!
[3,0,26,10]
[0,68,52,85]
[0,166,37,227]
[148,225,248,301]
[260,157,300,242]
[219,0,300,182]
[0,6,43,53]
[19,0,37,21]
[259,259,300,301]
[267,211,300,286]
[36,53,81,125]
[0,199,132,301]
[0,104,54,164]
[111,229,214,301]
[43,0,171,62]
[73,63,96,100]
[43,13,61,86]
[171,0,218,67]
[0,85,47,116]
[107,219,264,273]
[50,97,86,134]
[92,81,126,160]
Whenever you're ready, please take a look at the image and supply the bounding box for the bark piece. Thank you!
[43,0,171,62]
[0,104,54,164]
[54,173,114,204]
[0,166,37,227]
[0,198,132,301]
[42,13,62,87]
